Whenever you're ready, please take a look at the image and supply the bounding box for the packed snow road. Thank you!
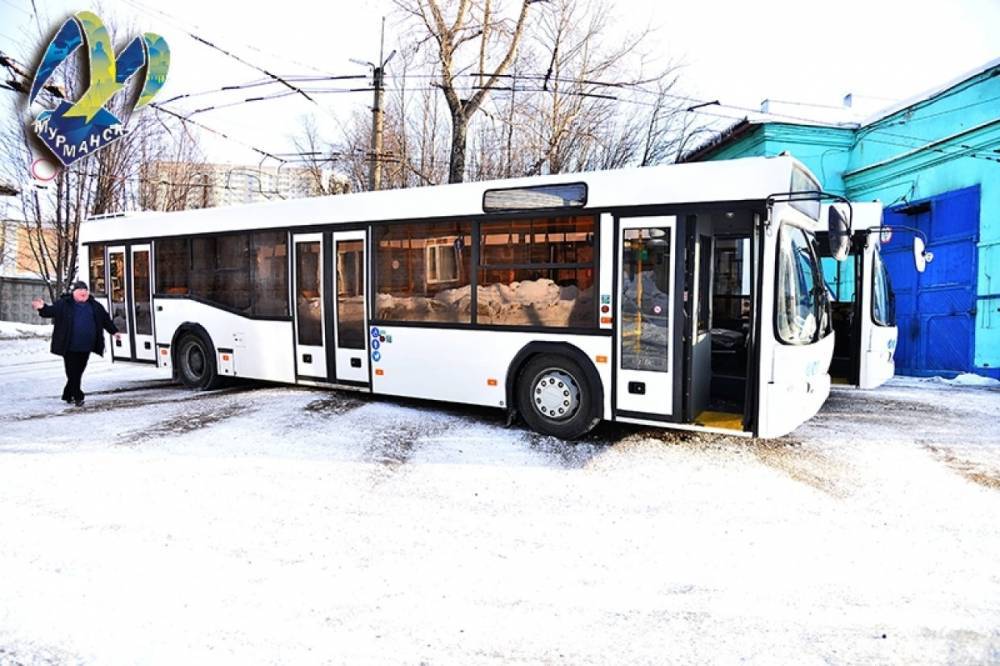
[1,332,998,665]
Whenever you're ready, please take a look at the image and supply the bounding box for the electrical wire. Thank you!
[863,66,1000,128]
[158,74,369,106]
[853,136,1000,164]
[0,0,31,18]
[118,0,338,77]
[877,94,1000,126]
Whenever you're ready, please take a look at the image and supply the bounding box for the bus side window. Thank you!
[620,227,671,372]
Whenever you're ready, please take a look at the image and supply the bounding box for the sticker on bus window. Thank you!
[372,339,380,350]
[372,351,381,362]
[370,327,380,338]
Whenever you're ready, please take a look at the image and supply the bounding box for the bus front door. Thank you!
[108,245,132,360]
[616,217,679,420]
[293,233,328,380]
[330,230,369,384]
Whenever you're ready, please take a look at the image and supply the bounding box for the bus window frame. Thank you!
[370,211,603,333]
[870,245,896,328]
[773,218,832,347]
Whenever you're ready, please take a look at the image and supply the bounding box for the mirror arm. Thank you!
[873,224,929,246]
[766,190,852,212]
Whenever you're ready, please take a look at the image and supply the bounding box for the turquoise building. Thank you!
[684,59,1000,378]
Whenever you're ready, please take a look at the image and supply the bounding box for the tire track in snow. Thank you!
[0,386,255,423]
[921,442,1000,491]
[118,401,252,445]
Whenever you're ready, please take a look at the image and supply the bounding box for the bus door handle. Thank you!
[351,358,362,368]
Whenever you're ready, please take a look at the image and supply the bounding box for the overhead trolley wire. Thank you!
[118,0,338,77]
[158,74,370,106]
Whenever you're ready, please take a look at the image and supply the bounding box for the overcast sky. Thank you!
[1,0,998,165]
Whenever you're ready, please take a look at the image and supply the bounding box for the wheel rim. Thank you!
[531,369,581,421]
[184,342,205,379]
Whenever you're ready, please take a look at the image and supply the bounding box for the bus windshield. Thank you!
[776,224,830,344]
[872,249,896,326]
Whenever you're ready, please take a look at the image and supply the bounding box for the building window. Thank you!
[375,221,473,323]
[478,215,596,328]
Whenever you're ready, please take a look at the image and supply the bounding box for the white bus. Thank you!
[817,202,929,389]
[819,203,897,388]
[79,155,853,439]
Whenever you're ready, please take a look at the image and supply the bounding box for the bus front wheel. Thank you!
[176,332,223,390]
[517,354,598,440]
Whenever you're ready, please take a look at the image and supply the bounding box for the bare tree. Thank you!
[291,116,343,196]
[307,0,711,192]
[394,0,540,183]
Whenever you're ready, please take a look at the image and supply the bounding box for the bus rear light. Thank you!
[160,349,168,355]
[600,317,613,324]
[222,354,231,361]
[375,368,384,376]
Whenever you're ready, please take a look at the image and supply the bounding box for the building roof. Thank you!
[860,57,1000,126]
[682,57,1000,163]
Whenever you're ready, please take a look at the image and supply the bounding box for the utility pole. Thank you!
[357,18,395,192]
[370,61,385,191]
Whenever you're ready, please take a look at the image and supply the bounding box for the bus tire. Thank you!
[516,354,598,440]
[176,332,223,390]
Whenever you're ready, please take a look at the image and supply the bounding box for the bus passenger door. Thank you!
[331,230,369,384]
[615,217,678,420]
[292,233,328,379]
[130,244,156,361]
[108,245,132,360]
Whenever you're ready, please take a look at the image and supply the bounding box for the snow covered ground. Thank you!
[1,333,998,665]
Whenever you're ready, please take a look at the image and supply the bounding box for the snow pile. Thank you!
[621,270,669,315]
[948,372,1000,387]
[920,372,1000,388]
[0,320,51,340]
[377,278,594,327]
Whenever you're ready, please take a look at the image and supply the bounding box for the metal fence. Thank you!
[0,277,51,324]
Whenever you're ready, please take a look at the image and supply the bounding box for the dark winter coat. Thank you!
[38,294,118,357]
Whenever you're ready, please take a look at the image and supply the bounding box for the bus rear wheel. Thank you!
[516,354,598,440]
[176,332,223,390]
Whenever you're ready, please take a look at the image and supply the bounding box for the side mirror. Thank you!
[914,236,933,273]
[827,202,852,261]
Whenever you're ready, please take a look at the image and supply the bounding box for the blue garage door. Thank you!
[882,186,979,376]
